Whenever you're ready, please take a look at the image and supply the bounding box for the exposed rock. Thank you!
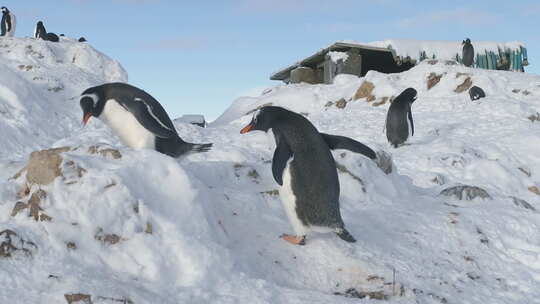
[528,186,540,196]
[375,150,393,174]
[454,77,473,93]
[334,288,389,300]
[12,189,51,221]
[95,296,133,304]
[26,147,71,185]
[64,293,92,304]
[335,98,347,109]
[511,197,536,211]
[0,229,37,258]
[95,228,122,245]
[522,90,531,96]
[431,174,446,185]
[66,242,77,250]
[440,185,491,200]
[427,60,438,65]
[427,73,443,90]
[518,167,532,177]
[353,81,375,101]
[528,113,540,122]
[260,189,279,196]
[324,101,334,107]
[87,146,122,159]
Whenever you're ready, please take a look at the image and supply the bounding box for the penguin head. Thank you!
[462,38,471,45]
[240,106,277,134]
[1,7,8,13]
[395,88,417,104]
[79,88,105,126]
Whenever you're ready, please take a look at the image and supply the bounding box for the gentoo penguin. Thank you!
[34,21,59,42]
[385,88,417,148]
[468,86,485,101]
[1,7,16,37]
[462,38,474,67]
[80,82,212,157]
[240,106,376,245]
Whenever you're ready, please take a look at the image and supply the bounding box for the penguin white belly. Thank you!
[99,99,155,150]
[279,158,308,236]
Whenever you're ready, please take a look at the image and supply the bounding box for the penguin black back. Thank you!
[385,88,417,148]
[462,38,474,67]
[80,82,212,157]
[469,86,486,101]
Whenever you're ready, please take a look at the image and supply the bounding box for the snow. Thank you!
[364,39,525,62]
[328,51,349,63]
[176,114,206,124]
[1,37,540,303]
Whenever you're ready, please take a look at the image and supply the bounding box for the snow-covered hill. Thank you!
[0,39,539,303]
[0,37,127,160]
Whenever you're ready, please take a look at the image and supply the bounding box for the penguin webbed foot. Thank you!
[280,234,306,245]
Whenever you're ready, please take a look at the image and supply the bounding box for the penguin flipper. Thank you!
[125,98,177,139]
[272,139,293,186]
[320,133,376,160]
[407,105,414,137]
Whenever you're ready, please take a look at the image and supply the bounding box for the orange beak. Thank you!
[240,123,254,134]
[82,112,92,126]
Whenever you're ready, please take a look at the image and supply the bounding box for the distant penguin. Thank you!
[79,82,212,157]
[34,21,59,42]
[240,106,376,245]
[78,37,87,42]
[385,88,417,148]
[468,86,486,101]
[1,7,16,37]
[462,38,474,67]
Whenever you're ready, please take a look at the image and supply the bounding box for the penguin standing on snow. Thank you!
[240,106,376,245]
[462,38,474,67]
[385,88,417,148]
[468,86,486,101]
[80,82,212,157]
[34,21,59,42]
[1,7,16,37]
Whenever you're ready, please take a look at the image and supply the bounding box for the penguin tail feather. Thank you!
[335,228,356,243]
[190,143,213,153]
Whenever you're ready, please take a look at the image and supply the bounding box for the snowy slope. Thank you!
[0,37,127,160]
[1,43,540,304]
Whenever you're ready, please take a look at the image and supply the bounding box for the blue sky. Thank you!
[7,0,540,120]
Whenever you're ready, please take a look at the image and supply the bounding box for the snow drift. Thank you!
[0,38,540,303]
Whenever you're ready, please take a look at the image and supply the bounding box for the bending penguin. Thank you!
[34,21,59,42]
[468,86,486,101]
[1,7,16,37]
[240,106,376,245]
[80,82,212,157]
[385,88,417,148]
[462,38,474,67]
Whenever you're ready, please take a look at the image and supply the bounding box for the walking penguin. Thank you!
[240,106,376,245]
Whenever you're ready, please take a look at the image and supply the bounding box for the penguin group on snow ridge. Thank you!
[1,6,15,37]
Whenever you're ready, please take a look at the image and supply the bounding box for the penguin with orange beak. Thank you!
[80,82,212,157]
[241,106,376,245]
